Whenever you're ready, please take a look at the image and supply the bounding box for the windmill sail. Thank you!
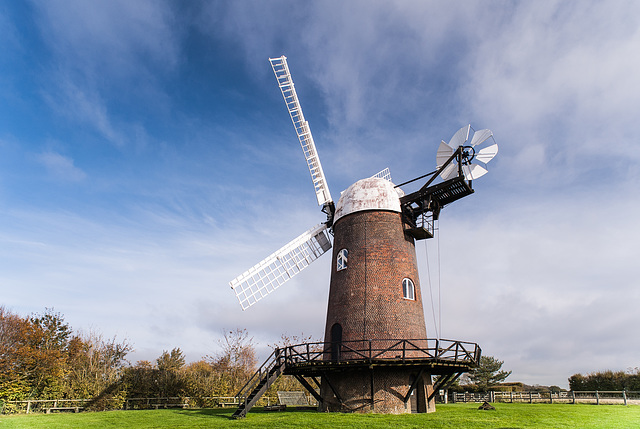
[230,223,332,310]
[269,56,333,207]
[371,167,392,182]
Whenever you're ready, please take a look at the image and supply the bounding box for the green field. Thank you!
[1,403,639,428]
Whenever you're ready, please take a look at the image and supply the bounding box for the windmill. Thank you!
[229,56,498,418]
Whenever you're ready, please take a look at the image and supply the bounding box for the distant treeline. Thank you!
[569,370,640,391]
[0,307,301,410]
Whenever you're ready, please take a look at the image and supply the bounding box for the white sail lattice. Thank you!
[230,223,332,310]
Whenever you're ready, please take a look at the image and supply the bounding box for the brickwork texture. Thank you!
[320,209,434,413]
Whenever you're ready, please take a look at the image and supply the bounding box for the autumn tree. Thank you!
[27,309,73,398]
[209,328,257,395]
[155,348,187,397]
[0,306,133,407]
[182,360,228,403]
[0,307,37,401]
[157,348,185,371]
[0,307,73,400]
[266,333,318,398]
[65,331,133,400]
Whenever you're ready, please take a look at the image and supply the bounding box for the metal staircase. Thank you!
[232,349,285,419]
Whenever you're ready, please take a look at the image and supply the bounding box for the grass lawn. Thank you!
[1,403,639,428]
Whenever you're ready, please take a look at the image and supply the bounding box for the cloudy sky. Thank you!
[2,1,639,388]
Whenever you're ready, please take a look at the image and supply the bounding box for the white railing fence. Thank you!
[447,390,640,406]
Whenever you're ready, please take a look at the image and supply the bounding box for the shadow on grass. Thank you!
[170,406,320,420]
[169,408,235,420]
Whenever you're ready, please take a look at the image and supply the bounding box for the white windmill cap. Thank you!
[334,177,402,224]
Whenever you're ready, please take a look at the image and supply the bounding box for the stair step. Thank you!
[232,345,287,418]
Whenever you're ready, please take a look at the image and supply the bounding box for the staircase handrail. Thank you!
[234,348,281,400]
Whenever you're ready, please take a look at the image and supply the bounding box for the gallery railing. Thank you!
[277,338,481,367]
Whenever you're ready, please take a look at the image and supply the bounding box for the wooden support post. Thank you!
[550,391,553,404]
[529,392,532,404]
[370,366,375,410]
[596,391,599,405]
[510,390,513,403]
[623,390,628,406]
[293,375,322,405]
[572,390,576,404]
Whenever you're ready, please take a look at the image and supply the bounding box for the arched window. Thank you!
[337,249,348,271]
[402,278,415,300]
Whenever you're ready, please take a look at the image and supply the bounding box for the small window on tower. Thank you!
[337,249,348,271]
[402,278,415,300]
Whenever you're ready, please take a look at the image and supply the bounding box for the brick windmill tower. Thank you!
[229,56,498,418]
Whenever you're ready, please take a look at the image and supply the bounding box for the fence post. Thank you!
[623,390,628,406]
[572,391,575,404]
[529,392,532,404]
[550,391,553,404]
[510,390,513,403]
[595,391,599,405]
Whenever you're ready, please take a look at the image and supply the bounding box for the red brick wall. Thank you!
[323,210,427,345]
[319,209,435,413]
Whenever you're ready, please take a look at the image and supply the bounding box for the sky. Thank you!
[1,0,639,389]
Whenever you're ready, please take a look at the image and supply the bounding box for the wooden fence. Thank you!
[5,390,638,414]
[0,395,281,414]
[449,390,640,405]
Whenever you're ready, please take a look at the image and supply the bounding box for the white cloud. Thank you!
[6,0,640,388]
[32,0,180,78]
[36,150,86,182]
[43,76,125,146]
[31,0,181,147]
[463,1,640,182]
[424,183,640,386]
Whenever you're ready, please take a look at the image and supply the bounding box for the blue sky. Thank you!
[1,0,639,388]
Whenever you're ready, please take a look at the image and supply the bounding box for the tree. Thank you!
[0,307,72,400]
[568,369,640,391]
[0,306,36,401]
[157,348,185,371]
[209,328,257,395]
[155,348,187,397]
[468,355,512,391]
[64,331,133,402]
[266,333,318,397]
[182,360,228,401]
[30,308,72,351]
